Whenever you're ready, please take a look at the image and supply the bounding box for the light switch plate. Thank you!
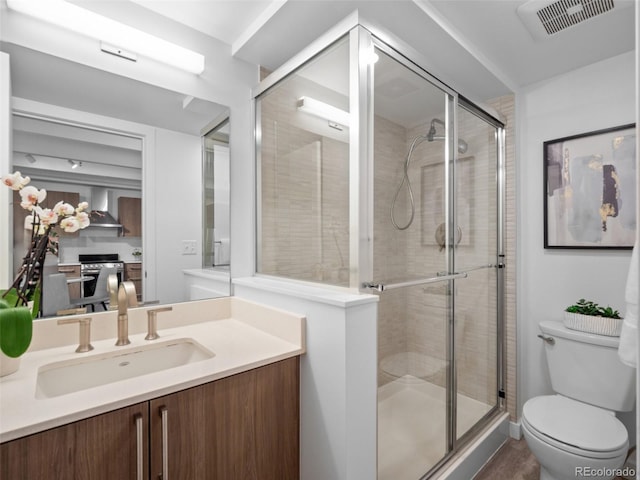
[181,240,197,255]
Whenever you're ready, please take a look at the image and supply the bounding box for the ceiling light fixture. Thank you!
[297,96,350,128]
[25,153,37,164]
[68,159,82,169]
[6,0,205,74]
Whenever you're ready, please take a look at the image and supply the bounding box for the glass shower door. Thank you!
[452,103,501,442]
[372,43,504,479]
[373,46,455,480]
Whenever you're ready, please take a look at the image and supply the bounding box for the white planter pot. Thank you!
[0,351,21,377]
[563,311,623,337]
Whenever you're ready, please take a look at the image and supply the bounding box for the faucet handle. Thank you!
[145,307,173,341]
[57,317,94,353]
[120,281,138,308]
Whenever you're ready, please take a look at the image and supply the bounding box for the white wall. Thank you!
[518,51,636,409]
[0,52,11,288]
[154,128,202,304]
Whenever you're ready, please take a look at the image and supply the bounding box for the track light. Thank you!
[68,159,82,169]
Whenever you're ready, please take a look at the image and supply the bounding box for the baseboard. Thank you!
[509,420,522,440]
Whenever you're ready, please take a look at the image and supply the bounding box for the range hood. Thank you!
[88,187,122,228]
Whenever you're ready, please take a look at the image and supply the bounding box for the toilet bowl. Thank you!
[522,321,635,480]
[522,395,628,480]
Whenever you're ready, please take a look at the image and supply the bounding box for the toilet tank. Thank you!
[539,320,636,411]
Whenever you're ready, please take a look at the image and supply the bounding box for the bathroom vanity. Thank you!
[0,297,305,480]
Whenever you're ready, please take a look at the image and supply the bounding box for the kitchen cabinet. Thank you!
[118,196,141,237]
[0,357,300,480]
[124,262,143,301]
[57,264,81,299]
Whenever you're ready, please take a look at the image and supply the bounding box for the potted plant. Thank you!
[564,298,623,336]
[1,172,91,375]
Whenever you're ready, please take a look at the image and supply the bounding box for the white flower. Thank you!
[75,211,90,229]
[33,206,59,226]
[53,201,74,217]
[76,201,89,212]
[60,216,80,233]
[2,171,30,190]
[19,186,46,210]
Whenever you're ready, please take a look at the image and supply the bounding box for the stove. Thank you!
[79,253,124,275]
[78,254,124,297]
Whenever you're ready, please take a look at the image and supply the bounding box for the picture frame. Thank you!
[544,123,636,249]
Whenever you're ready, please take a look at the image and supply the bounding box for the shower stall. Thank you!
[255,25,505,479]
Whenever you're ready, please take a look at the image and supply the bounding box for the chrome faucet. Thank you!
[115,281,138,346]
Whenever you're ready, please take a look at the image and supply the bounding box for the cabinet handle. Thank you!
[134,413,144,480]
[160,406,169,480]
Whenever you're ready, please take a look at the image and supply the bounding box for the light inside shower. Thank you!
[297,96,350,127]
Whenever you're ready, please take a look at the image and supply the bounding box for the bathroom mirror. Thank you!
[4,44,232,318]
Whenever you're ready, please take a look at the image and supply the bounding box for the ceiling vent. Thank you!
[517,0,630,41]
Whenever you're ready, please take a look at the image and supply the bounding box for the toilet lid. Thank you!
[523,395,628,452]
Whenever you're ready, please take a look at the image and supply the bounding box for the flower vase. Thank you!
[0,351,20,377]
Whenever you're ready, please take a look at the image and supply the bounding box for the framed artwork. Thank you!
[544,123,636,249]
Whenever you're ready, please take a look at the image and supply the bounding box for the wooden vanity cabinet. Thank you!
[0,402,148,479]
[0,357,300,480]
[150,356,300,479]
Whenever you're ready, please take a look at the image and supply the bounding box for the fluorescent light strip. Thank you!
[6,0,205,74]
[297,96,350,127]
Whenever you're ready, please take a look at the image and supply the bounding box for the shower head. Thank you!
[426,118,468,154]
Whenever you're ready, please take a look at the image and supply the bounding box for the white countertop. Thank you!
[0,297,305,443]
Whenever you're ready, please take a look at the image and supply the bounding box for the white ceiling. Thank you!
[1,0,635,134]
[123,0,635,91]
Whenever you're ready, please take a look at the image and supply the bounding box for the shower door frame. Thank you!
[364,35,507,478]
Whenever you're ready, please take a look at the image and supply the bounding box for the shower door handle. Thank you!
[363,272,468,292]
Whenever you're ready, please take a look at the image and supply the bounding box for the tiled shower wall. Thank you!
[259,74,517,420]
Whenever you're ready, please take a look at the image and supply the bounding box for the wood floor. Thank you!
[473,438,631,480]
[474,438,539,480]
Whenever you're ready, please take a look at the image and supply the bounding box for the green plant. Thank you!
[0,298,33,358]
[565,298,621,319]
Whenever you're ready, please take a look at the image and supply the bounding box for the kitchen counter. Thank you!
[0,297,305,443]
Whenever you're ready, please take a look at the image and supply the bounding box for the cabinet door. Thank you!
[0,402,148,480]
[149,357,300,480]
[118,197,142,237]
[213,356,300,480]
[125,263,143,301]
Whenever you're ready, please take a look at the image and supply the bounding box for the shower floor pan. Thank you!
[378,376,492,480]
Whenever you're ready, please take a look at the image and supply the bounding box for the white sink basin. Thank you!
[36,338,215,399]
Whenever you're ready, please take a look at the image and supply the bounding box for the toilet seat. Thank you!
[522,395,628,459]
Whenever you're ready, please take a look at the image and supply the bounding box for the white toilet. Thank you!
[522,320,635,480]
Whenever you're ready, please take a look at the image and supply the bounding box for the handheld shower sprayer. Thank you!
[390,118,469,230]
